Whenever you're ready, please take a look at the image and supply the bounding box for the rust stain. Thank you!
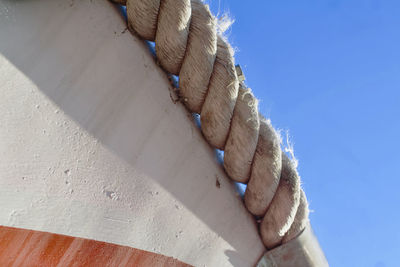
[0,226,191,267]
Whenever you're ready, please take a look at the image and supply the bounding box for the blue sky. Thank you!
[206,1,400,266]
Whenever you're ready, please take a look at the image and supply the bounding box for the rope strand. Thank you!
[111,0,308,249]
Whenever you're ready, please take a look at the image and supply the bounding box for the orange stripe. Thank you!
[0,226,191,267]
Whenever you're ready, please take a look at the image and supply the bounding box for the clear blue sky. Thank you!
[206,1,400,266]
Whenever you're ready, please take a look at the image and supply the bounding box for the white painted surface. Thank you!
[0,0,265,266]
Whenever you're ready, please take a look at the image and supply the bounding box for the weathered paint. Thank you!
[0,0,265,266]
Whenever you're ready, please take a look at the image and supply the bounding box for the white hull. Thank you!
[0,0,265,266]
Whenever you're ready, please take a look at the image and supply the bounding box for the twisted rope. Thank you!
[112,0,309,250]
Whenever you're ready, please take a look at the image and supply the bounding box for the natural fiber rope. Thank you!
[111,0,309,250]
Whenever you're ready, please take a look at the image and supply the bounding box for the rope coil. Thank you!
[112,0,309,249]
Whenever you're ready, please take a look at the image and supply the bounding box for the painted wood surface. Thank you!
[0,0,265,266]
[0,226,190,267]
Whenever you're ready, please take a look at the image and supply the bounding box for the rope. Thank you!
[111,0,309,250]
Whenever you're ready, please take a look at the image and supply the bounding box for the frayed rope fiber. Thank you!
[111,0,309,250]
